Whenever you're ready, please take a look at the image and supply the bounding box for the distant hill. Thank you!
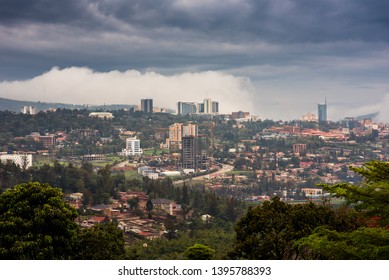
[0,97,136,112]
[88,104,138,111]
[0,97,83,112]
[356,112,378,120]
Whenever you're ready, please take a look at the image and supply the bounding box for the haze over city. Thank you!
[1,0,389,121]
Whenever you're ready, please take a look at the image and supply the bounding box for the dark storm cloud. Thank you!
[92,0,389,43]
[0,0,90,25]
[1,0,389,121]
[2,0,389,43]
[1,0,388,73]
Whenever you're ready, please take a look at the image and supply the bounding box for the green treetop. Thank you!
[229,196,364,260]
[0,182,78,259]
[320,160,389,226]
[184,243,215,260]
[295,160,389,259]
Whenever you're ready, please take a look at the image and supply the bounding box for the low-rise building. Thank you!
[82,154,106,161]
[0,154,33,169]
[89,112,114,119]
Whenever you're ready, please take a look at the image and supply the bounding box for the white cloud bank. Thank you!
[0,67,256,114]
[1,66,389,122]
[377,93,389,123]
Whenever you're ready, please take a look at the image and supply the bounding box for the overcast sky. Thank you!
[0,0,389,121]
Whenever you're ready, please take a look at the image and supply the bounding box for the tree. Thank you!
[97,164,115,196]
[127,197,140,211]
[164,214,177,240]
[181,184,190,206]
[294,226,389,260]
[184,243,215,260]
[295,160,389,259]
[146,199,153,218]
[320,160,389,226]
[74,222,126,260]
[229,197,363,260]
[0,160,27,190]
[230,197,291,259]
[0,182,78,259]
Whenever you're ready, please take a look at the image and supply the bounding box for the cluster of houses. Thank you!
[66,191,184,241]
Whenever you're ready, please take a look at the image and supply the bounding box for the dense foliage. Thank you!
[0,182,78,259]
[126,221,234,260]
[295,226,389,259]
[74,222,126,260]
[184,243,215,260]
[0,160,127,205]
[0,182,126,260]
[142,178,246,223]
[321,160,389,226]
[229,197,364,259]
[295,160,389,259]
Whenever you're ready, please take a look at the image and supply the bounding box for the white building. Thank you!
[119,137,143,156]
[126,137,142,154]
[138,165,151,174]
[177,98,218,115]
[21,106,37,115]
[147,173,159,179]
[301,112,318,122]
[203,98,212,114]
[137,166,159,179]
[89,112,114,119]
[160,171,181,177]
[0,154,33,169]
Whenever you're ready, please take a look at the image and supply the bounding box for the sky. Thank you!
[0,0,389,121]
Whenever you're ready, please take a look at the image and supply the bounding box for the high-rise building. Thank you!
[181,136,209,170]
[318,99,327,123]
[166,123,198,150]
[169,123,183,143]
[141,99,153,113]
[203,98,212,114]
[177,102,197,115]
[183,124,198,137]
[195,137,210,170]
[177,98,219,115]
[168,123,183,150]
[198,98,219,114]
[212,101,219,114]
[182,136,196,169]
[21,106,37,115]
[122,137,143,156]
[198,103,205,113]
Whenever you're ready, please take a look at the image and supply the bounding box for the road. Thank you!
[113,160,234,185]
[174,164,234,185]
[114,160,130,168]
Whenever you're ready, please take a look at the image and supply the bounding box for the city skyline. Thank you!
[0,1,389,121]
[0,94,381,123]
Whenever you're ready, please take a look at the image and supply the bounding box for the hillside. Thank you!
[0,97,136,112]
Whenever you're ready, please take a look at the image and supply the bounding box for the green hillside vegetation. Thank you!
[0,160,387,259]
[0,182,125,260]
